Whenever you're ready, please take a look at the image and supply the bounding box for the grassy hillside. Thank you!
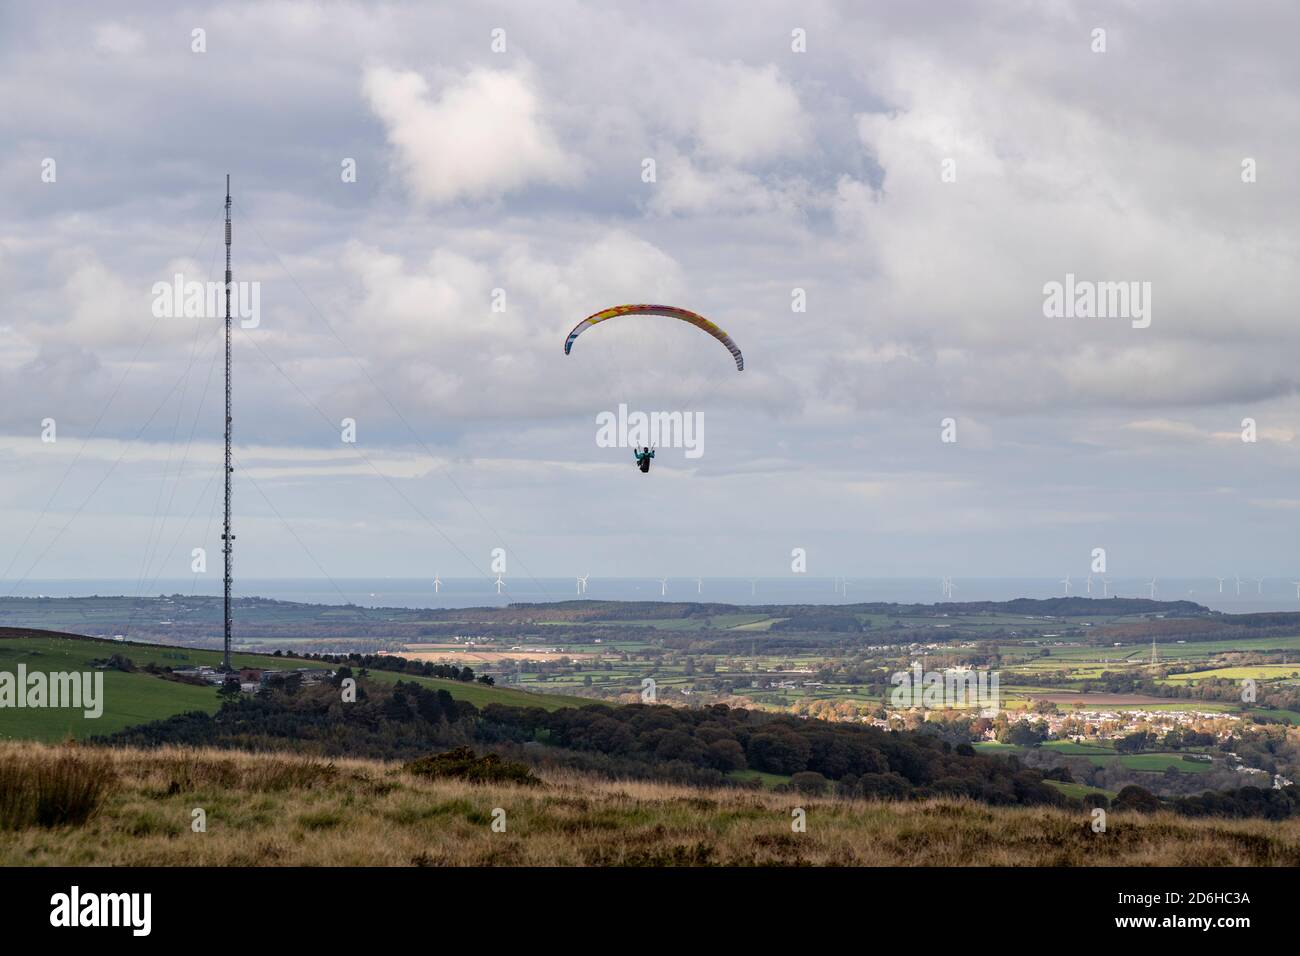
[361,669,580,711]
[2,741,1297,866]
[0,629,583,742]
[1045,780,1118,801]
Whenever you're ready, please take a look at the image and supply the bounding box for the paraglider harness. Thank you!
[634,446,655,473]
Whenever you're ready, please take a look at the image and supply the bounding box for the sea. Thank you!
[8,577,1299,615]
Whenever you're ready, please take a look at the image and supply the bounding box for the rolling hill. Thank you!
[0,628,584,743]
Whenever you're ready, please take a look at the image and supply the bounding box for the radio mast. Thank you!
[221,174,235,672]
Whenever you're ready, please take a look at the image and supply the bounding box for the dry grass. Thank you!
[2,741,1299,866]
[0,747,116,829]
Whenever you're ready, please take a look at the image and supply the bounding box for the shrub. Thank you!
[404,747,540,787]
[791,771,829,796]
[0,750,116,829]
[1112,785,1163,813]
[1082,792,1110,810]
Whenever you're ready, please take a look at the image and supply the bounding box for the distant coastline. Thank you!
[6,578,1298,614]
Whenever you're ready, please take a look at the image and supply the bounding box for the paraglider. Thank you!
[568,304,740,476]
[563,304,744,371]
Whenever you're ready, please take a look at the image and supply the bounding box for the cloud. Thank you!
[7,1,1300,578]
[362,66,574,204]
[1125,418,1295,444]
[823,42,1300,414]
[690,62,810,166]
[647,148,804,217]
[93,22,144,56]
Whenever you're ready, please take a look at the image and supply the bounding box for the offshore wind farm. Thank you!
[8,576,1300,613]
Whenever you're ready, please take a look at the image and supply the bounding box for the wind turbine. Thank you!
[696,577,702,594]
[579,574,589,594]
[660,577,668,596]
[576,576,583,596]
[1146,578,1157,600]
[1102,577,1112,597]
[1086,574,1093,595]
[1291,581,1300,599]
[1060,574,1072,596]
[494,574,505,595]
[1234,574,1242,596]
[433,574,441,594]
[1255,577,1264,595]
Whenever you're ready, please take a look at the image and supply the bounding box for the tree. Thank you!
[381,691,412,721]
[747,732,812,775]
[1112,784,1162,813]
[1114,731,1151,753]
[707,738,746,772]
[1002,721,1047,746]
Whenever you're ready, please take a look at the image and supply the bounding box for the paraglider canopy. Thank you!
[564,304,744,371]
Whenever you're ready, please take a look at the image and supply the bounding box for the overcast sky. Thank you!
[1,0,1298,588]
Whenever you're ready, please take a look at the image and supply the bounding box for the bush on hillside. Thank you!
[404,747,540,787]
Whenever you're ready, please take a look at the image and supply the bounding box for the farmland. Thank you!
[6,595,1300,727]
[4,595,1300,799]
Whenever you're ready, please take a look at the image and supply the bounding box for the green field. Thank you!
[975,740,1216,775]
[0,634,227,742]
[364,668,584,710]
[1041,740,1115,755]
[972,741,1026,754]
[1045,780,1117,801]
[727,769,793,790]
[0,630,585,741]
[1162,664,1300,684]
[1083,752,1216,773]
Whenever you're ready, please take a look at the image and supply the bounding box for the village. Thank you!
[172,664,334,694]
